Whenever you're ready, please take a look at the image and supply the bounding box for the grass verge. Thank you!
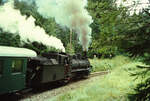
[46,56,145,101]
[89,56,131,72]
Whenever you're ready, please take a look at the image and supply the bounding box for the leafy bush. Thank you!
[89,55,131,72]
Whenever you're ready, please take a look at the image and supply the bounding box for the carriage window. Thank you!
[0,60,3,75]
[12,59,23,73]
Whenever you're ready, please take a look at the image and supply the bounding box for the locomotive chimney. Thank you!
[83,51,87,58]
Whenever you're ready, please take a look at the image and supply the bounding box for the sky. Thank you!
[116,0,150,15]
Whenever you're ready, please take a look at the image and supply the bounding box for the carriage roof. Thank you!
[0,46,37,57]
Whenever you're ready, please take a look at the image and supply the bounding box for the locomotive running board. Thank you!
[19,88,32,94]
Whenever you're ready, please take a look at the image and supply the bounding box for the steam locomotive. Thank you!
[0,46,91,94]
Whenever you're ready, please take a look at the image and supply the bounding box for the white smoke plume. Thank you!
[0,0,65,52]
[19,0,93,51]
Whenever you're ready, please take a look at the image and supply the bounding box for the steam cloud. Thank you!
[0,0,65,52]
[19,0,93,51]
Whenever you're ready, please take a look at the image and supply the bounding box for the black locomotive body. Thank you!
[26,52,91,87]
[70,53,91,78]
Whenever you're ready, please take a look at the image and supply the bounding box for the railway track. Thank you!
[22,71,110,100]
[0,71,109,101]
[90,71,110,77]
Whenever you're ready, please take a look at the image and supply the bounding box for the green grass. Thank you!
[46,56,145,101]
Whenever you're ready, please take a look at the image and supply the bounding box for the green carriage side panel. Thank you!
[0,46,37,94]
[0,57,27,94]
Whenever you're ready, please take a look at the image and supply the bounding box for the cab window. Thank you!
[12,59,23,73]
[0,60,3,75]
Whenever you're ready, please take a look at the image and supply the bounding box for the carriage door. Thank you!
[0,60,2,77]
[10,58,26,92]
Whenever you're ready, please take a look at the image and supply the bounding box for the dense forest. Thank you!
[1,0,150,100]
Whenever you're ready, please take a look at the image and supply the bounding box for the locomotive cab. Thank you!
[0,46,37,95]
[27,52,70,86]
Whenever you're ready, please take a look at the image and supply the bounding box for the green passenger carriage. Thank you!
[0,46,37,94]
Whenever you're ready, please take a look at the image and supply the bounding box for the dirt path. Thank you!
[21,74,106,101]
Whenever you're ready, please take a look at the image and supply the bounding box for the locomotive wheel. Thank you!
[63,77,71,85]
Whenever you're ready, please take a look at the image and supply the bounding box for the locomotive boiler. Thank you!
[70,53,91,78]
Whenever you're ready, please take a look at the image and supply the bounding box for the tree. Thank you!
[0,31,21,47]
[87,0,128,58]
[118,8,150,101]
